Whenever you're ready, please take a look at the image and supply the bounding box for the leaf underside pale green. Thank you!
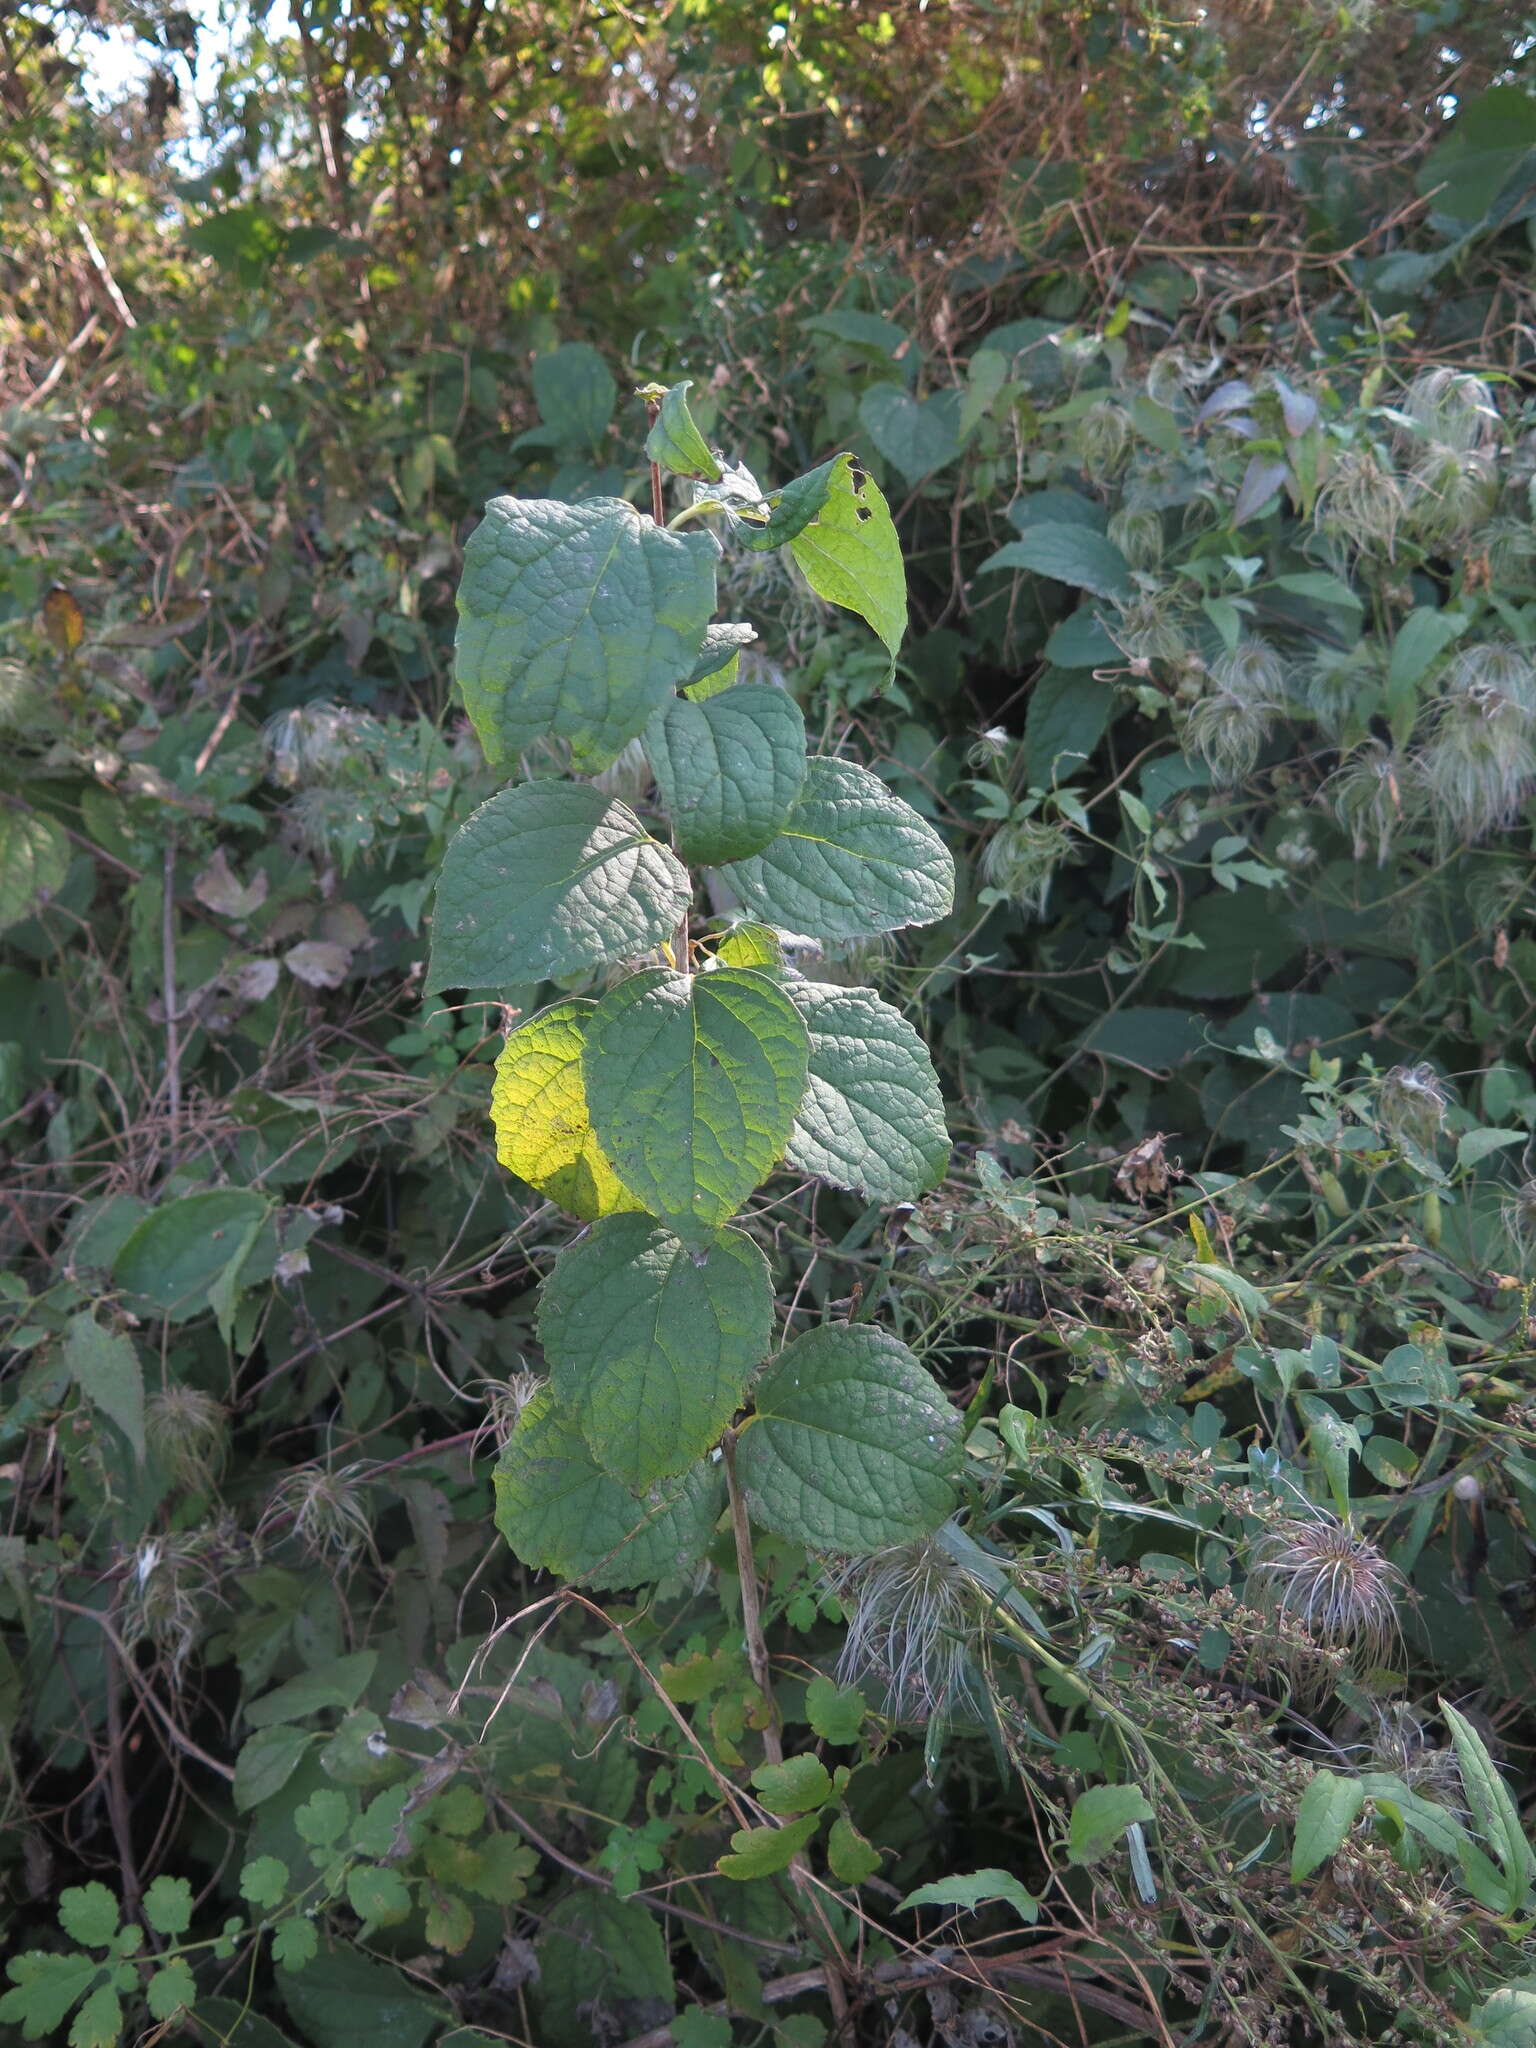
[784,980,950,1203]
[717,756,954,941]
[537,1214,772,1487]
[493,1389,724,1589]
[454,495,717,769]
[646,681,807,865]
[426,781,690,992]
[644,380,722,481]
[583,967,809,1241]
[736,1322,962,1550]
[489,999,642,1221]
[686,621,757,693]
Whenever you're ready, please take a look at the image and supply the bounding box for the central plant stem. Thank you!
[722,1429,782,1765]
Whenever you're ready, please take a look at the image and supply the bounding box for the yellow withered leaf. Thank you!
[490,999,642,1222]
[42,585,84,655]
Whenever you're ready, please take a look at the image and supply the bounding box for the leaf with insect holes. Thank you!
[717,757,953,942]
[427,782,691,993]
[490,1000,642,1221]
[494,1390,724,1589]
[784,980,949,1203]
[736,1323,962,1551]
[582,967,808,1242]
[454,496,717,770]
[538,1215,772,1488]
[786,453,906,664]
[646,682,806,865]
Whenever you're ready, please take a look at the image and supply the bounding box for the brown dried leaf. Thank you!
[193,848,270,921]
[284,940,352,990]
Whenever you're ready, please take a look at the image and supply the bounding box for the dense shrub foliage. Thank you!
[4,5,1536,2044]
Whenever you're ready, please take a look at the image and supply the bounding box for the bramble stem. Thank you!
[643,392,665,525]
[722,1430,782,1765]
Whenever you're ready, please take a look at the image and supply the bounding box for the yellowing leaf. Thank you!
[490,1000,642,1222]
[42,585,84,654]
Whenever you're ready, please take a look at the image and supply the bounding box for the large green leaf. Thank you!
[191,1998,303,2048]
[1025,669,1115,784]
[0,810,70,933]
[112,1189,270,1322]
[784,981,950,1203]
[531,343,617,451]
[583,967,809,1239]
[1470,1987,1536,2047]
[717,757,954,941]
[1443,1699,1536,1904]
[538,1215,772,1487]
[276,1943,444,2048]
[1291,1769,1365,1881]
[489,1000,642,1220]
[859,384,961,484]
[1416,85,1536,224]
[980,523,1133,600]
[534,1894,672,2048]
[735,1323,962,1551]
[1067,1784,1156,1865]
[493,1390,723,1588]
[426,783,690,992]
[645,682,806,864]
[61,1313,145,1462]
[454,496,717,770]
[234,1725,313,1813]
[786,453,906,664]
